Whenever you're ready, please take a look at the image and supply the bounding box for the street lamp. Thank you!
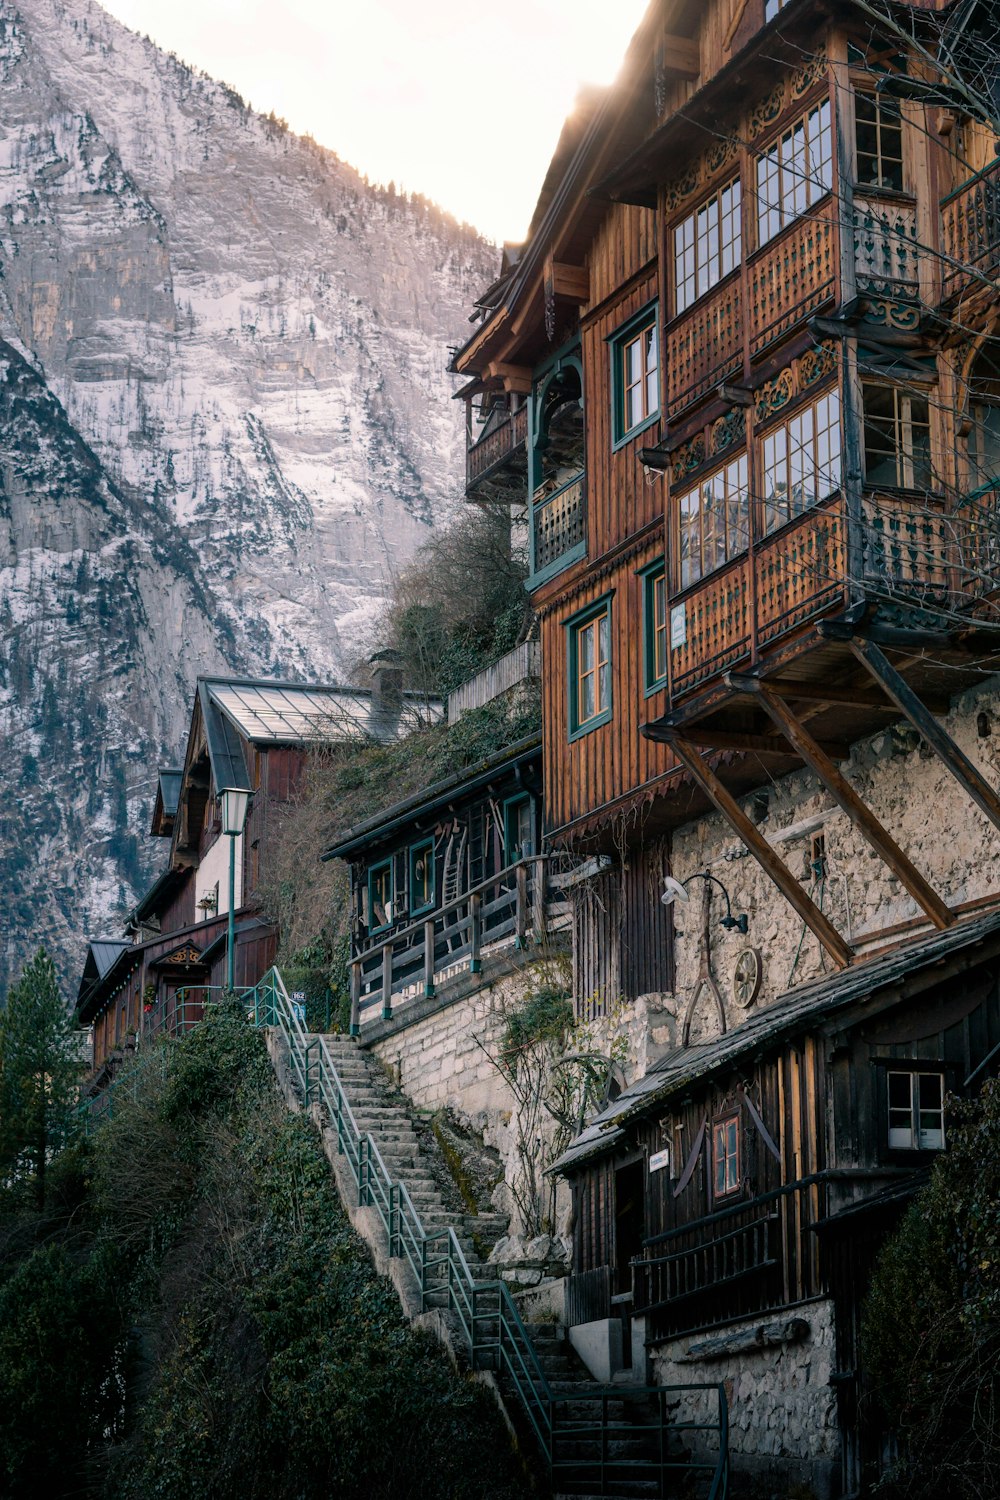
[220,786,252,991]
[660,871,749,933]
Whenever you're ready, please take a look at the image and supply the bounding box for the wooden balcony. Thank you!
[634,1176,826,1340]
[747,195,837,360]
[666,275,743,419]
[466,402,528,500]
[532,474,586,578]
[940,160,1000,304]
[853,194,920,297]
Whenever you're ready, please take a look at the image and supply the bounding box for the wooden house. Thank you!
[322,737,548,1032]
[77,669,442,1080]
[452,0,1000,1491]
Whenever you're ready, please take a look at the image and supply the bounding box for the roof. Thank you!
[128,864,188,926]
[549,907,1000,1175]
[322,735,542,862]
[150,767,183,836]
[200,677,443,752]
[76,939,136,1017]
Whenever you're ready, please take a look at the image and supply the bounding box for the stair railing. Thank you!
[246,966,729,1499]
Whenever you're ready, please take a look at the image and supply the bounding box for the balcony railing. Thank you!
[350,856,550,1030]
[940,159,1000,301]
[634,1176,827,1339]
[748,195,837,359]
[853,194,920,295]
[532,474,586,577]
[467,403,528,488]
[666,276,743,419]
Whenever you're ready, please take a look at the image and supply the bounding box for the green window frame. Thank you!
[367,859,394,933]
[408,839,435,916]
[567,596,613,741]
[610,304,659,446]
[640,558,668,694]
[503,794,533,865]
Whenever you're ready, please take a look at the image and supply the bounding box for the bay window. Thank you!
[761,388,842,534]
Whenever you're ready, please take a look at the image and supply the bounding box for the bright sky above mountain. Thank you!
[100,0,649,243]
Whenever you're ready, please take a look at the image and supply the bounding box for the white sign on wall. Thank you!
[648,1147,671,1174]
[670,604,687,650]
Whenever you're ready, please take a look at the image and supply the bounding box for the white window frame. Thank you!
[673,178,742,315]
[760,388,842,535]
[756,99,833,247]
[674,453,750,590]
[887,1070,945,1151]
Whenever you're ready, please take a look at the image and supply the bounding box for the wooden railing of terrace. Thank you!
[467,402,528,487]
[940,160,1000,303]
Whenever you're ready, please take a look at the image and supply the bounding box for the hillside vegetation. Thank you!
[0,1002,525,1499]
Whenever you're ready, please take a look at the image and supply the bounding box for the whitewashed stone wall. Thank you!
[668,685,1000,1043]
[652,1300,839,1496]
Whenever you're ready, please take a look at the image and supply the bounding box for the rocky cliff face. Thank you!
[0,0,494,993]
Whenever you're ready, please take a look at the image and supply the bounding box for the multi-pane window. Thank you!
[674,179,742,314]
[676,454,750,589]
[887,1071,945,1151]
[409,839,435,915]
[761,389,842,535]
[713,1114,741,1197]
[855,91,904,191]
[756,100,833,246]
[503,795,534,864]
[367,860,393,931]
[863,385,932,489]
[614,315,659,440]
[644,563,668,689]
[568,602,612,737]
[969,398,1000,487]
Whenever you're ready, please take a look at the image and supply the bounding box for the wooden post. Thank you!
[662,732,853,968]
[470,893,482,975]
[531,857,547,942]
[515,865,528,949]
[850,637,1000,836]
[729,673,954,930]
[381,942,393,1021]
[349,960,361,1037]
[423,918,436,998]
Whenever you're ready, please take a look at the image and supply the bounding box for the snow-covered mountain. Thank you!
[0,0,494,994]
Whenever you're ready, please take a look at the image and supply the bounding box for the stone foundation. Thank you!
[651,1300,839,1499]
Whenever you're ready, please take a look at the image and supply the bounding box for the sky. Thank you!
[99,0,649,244]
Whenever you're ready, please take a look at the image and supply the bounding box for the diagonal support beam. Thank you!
[662,730,853,969]
[728,673,954,931]
[850,638,1000,838]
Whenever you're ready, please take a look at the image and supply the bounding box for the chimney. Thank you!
[369,649,405,718]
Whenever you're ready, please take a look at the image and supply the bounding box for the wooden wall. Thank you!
[573,839,674,1017]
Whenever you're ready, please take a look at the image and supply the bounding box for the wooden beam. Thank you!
[661,33,700,78]
[545,258,590,303]
[850,638,1000,837]
[486,360,531,394]
[730,674,954,931]
[681,726,850,760]
[759,679,951,716]
[662,731,853,969]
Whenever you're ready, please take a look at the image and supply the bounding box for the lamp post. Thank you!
[660,871,749,933]
[219,786,252,991]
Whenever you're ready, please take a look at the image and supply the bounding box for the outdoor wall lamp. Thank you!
[220,786,253,990]
[660,871,749,934]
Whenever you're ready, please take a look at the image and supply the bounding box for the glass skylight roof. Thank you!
[206,682,441,744]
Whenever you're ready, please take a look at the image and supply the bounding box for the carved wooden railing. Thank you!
[940,159,1000,301]
[748,195,837,358]
[756,499,847,645]
[853,194,920,295]
[467,403,528,485]
[951,481,1000,602]
[670,558,752,697]
[532,474,586,575]
[666,277,743,419]
[861,491,951,603]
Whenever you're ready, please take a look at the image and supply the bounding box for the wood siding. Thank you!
[573,840,674,1017]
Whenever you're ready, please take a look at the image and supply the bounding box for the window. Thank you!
[567,599,612,738]
[966,347,1000,489]
[761,388,842,535]
[367,859,393,932]
[712,1114,741,1197]
[855,91,904,191]
[756,100,833,246]
[409,839,435,915]
[887,1070,945,1151]
[863,385,931,489]
[503,795,534,864]
[612,308,659,443]
[642,561,668,690]
[675,453,750,589]
[764,0,788,17]
[674,178,742,314]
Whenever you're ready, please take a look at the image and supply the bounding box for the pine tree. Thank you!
[0,948,81,1208]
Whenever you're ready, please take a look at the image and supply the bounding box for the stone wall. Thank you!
[667,684,1000,1046]
[651,1299,839,1499]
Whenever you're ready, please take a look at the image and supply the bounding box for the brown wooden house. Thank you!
[77,669,442,1080]
[453,0,1000,1492]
